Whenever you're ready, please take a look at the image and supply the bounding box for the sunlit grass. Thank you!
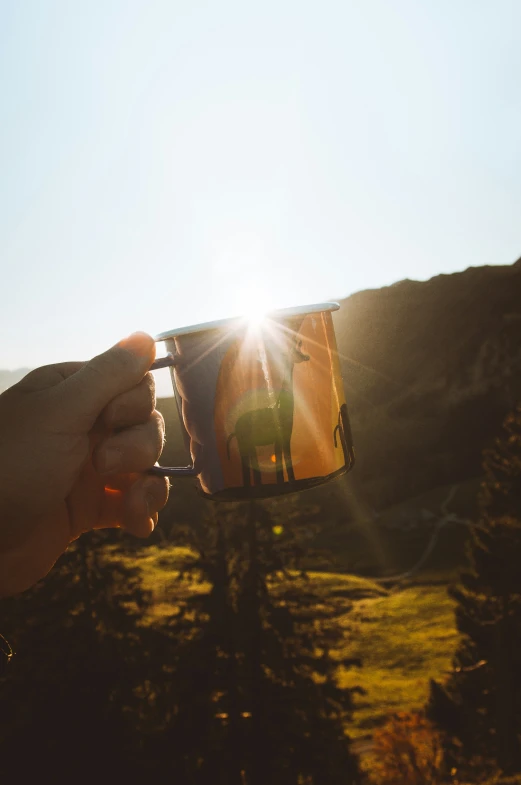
[269,571,458,738]
[337,584,458,737]
[115,544,194,584]
[282,571,388,595]
[109,544,209,623]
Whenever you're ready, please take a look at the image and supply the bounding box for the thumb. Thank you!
[56,333,156,428]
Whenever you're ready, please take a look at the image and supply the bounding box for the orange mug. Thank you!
[150,303,354,500]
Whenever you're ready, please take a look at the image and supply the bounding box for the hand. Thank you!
[0,332,169,596]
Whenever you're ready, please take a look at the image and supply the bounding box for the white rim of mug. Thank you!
[155,302,340,342]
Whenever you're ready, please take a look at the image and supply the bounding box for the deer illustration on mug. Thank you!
[226,336,310,486]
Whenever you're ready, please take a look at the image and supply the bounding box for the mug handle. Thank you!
[147,353,200,478]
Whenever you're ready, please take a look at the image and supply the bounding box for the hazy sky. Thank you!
[2,0,521,374]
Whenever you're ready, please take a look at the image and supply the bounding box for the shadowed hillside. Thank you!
[333,259,521,509]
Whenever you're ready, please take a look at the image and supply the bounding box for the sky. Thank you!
[1,0,521,381]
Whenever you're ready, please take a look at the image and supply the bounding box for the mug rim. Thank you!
[155,301,340,342]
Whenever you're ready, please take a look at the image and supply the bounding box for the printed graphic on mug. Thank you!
[153,303,355,500]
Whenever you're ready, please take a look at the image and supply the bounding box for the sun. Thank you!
[235,284,281,332]
[240,291,273,331]
[247,304,268,329]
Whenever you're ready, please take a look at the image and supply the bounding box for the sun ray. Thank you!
[274,318,437,425]
[334,477,392,574]
[179,324,242,373]
[275,319,404,388]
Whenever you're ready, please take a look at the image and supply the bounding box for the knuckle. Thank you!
[152,409,165,442]
[147,416,165,462]
[132,415,165,465]
[144,372,156,408]
[131,376,155,420]
[104,377,156,427]
[144,476,170,509]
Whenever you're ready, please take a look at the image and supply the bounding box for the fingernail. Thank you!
[119,332,154,359]
[100,447,122,474]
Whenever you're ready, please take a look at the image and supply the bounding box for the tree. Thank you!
[147,499,364,785]
[142,513,247,785]
[428,403,521,778]
[236,500,363,785]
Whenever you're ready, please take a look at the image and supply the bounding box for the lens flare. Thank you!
[247,305,267,329]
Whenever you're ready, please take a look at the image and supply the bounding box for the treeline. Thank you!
[427,403,521,782]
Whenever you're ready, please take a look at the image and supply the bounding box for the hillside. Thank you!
[332,259,521,509]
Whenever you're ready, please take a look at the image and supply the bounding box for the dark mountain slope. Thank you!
[334,260,521,508]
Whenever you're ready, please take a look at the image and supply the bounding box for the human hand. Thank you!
[0,333,169,596]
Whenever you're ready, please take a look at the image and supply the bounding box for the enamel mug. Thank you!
[150,303,355,500]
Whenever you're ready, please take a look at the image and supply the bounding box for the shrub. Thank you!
[370,711,445,785]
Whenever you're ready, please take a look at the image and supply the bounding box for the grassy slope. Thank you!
[337,582,458,737]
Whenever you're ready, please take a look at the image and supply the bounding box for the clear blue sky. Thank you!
[2,0,521,374]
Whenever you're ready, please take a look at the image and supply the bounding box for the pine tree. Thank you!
[155,500,364,785]
[428,403,521,778]
[237,500,363,785]
[144,515,248,785]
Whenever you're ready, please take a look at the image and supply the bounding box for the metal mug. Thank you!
[149,302,354,500]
